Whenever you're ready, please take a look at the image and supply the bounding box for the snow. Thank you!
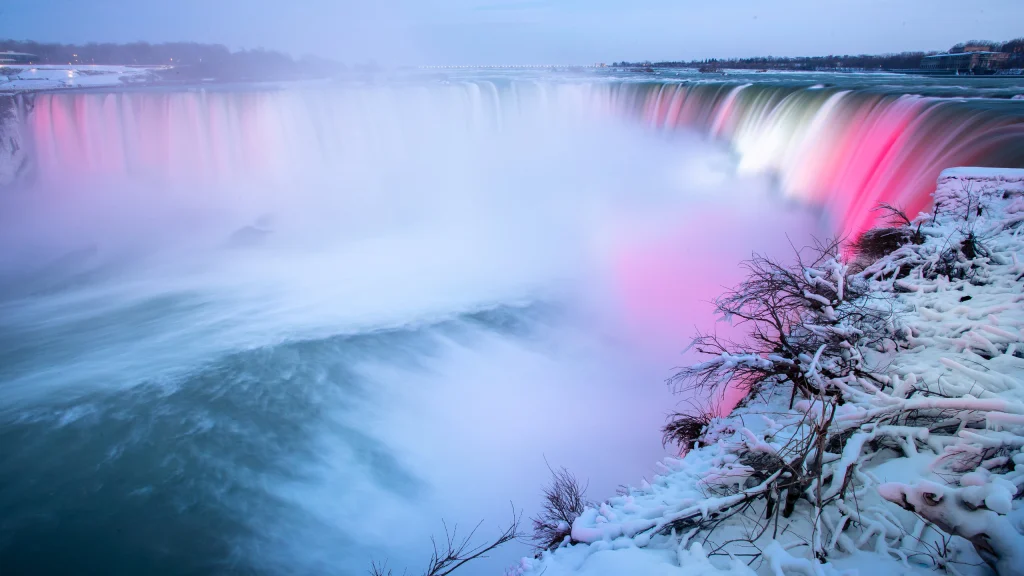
[514,168,1024,575]
[0,64,164,91]
[516,544,761,576]
[938,167,1024,183]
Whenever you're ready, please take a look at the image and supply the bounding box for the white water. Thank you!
[0,82,821,574]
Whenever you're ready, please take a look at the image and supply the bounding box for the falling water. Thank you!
[9,81,1024,238]
[620,81,1024,235]
[0,76,1022,575]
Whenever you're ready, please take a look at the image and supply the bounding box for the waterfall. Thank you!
[620,82,1024,235]
[14,83,595,187]
[5,78,1022,576]
[9,81,1024,236]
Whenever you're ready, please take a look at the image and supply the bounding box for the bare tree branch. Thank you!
[531,462,591,550]
[369,506,523,576]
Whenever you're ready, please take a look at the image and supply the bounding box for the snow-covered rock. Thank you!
[515,168,1024,576]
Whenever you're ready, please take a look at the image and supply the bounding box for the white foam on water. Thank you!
[0,82,822,574]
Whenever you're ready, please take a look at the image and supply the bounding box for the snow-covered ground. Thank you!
[0,64,165,91]
[513,168,1024,576]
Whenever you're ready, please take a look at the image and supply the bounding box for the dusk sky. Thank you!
[2,0,1022,65]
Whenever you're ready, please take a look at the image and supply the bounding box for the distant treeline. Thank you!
[0,40,347,81]
[614,38,1024,70]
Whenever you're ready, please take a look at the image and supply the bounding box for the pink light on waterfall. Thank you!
[629,83,1024,240]
[12,81,1024,242]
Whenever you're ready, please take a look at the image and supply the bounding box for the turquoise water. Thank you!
[1,71,1021,575]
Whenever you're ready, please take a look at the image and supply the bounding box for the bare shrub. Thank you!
[370,507,522,576]
[648,236,902,563]
[854,227,915,261]
[531,464,591,550]
[851,204,926,273]
[670,237,894,408]
[662,401,718,449]
[875,202,914,227]
[959,230,989,260]
[923,227,992,282]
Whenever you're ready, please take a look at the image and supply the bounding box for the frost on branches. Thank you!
[514,168,1024,576]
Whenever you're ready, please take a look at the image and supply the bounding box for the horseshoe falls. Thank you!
[1,75,1023,575]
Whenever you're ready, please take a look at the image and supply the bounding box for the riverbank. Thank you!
[513,168,1024,576]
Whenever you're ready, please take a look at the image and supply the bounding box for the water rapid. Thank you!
[0,76,1022,575]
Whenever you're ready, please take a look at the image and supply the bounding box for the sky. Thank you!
[1,0,1022,65]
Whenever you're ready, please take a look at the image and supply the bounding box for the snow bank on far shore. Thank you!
[0,64,164,92]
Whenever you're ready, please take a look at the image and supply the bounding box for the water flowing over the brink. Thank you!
[6,80,1024,236]
[3,77,1024,576]
[618,82,1024,235]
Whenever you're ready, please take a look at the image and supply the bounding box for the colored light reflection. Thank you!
[630,83,1024,239]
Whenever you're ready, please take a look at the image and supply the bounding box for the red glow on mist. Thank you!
[605,199,823,412]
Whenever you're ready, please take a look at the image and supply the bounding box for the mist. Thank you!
[0,80,824,574]
[3,0,1024,573]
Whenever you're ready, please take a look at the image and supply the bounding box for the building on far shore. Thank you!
[0,51,36,64]
[920,47,1009,75]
